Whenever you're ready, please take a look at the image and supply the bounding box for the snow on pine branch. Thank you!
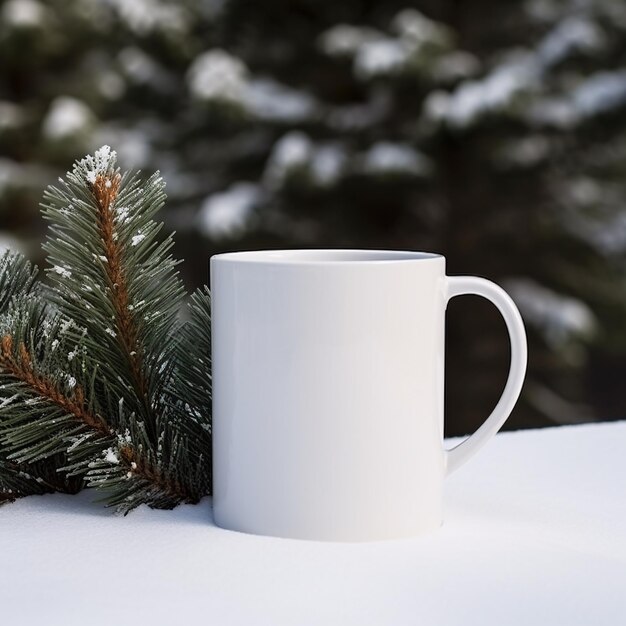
[319,9,454,80]
[360,142,433,177]
[188,49,248,106]
[506,279,597,348]
[198,183,260,239]
[72,145,118,184]
[42,97,93,141]
[1,0,45,30]
[187,50,319,123]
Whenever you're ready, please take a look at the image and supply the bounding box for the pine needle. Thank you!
[0,147,213,513]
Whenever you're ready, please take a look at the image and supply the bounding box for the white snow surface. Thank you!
[42,97,93,140]
[1,422,625,625]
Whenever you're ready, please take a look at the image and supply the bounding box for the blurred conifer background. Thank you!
[1,0,626,435]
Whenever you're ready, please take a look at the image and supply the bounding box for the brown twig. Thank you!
[90,175,195,501]
[0,335,193,503]
[1,334,109,435]
[119,445,196,504]
[91,174,147,399]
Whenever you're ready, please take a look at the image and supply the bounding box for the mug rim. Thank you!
[210,249,443,265]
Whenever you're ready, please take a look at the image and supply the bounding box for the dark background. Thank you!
[1,0,625,435]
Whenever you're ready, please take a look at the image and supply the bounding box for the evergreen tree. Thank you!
[2,0,626,431]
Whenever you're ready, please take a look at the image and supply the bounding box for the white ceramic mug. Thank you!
[210,250,527,541]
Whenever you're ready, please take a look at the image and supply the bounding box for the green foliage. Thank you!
[4,0,626,431]
[0,251,81,502]
[0,251,38,312]
[167,286,212,489]
[172,286,212,431]
[0,149,212,512]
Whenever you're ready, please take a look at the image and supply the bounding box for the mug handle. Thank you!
[445,276,528,475]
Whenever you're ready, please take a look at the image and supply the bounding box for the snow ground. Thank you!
[0,421,624,626]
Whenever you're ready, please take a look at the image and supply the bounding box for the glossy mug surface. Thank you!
[210,250,527,541]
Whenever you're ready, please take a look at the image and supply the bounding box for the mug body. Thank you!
[211,250,447,541]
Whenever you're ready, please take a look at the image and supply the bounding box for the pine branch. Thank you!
[0,298,112,462]
[0,252,81,502]
[0,148,213,513]
[0,251,37,312]
[42,147,185,431]
[0,457,66,505]
[0,297,197,511]
[163,286,213,496]
[35,146,209,511]
[0,334,108,437]
[173,286,212,428]
[91,172,150,407]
